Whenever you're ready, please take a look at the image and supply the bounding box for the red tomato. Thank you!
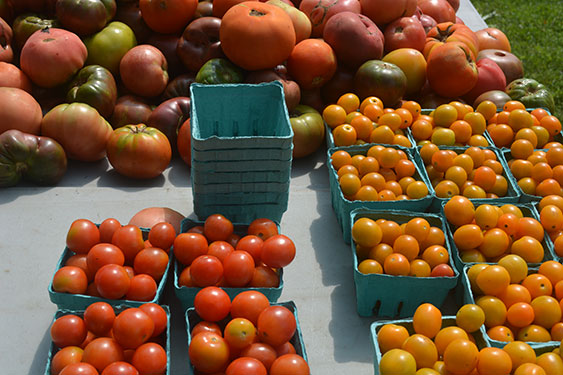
[260,235,296,269]
[236,235,264,264]
[81,331,96,349]
[52,266,88,294]
[431,263,455,277]
[250,265,280,288]
[65,254,94,282]
[111,225,145,264]
[240,342,277,371]
[133,247,169,281]
[190,255,224,287]
[269,354,310,375]
[100,361,139,375]
[87,243,125,274]
[275,341,296,356]
[51,314,88,348]
[189,332,230,374]
[204,214,234,242]
[194,287,231,322]
[131,342,167,375]
[139,303,168,338]
[113,308,154,349]
[94,264,131,300]
[247,218,279,240]
[66,219,100,254]
[59,362,99,375]
[83,302,115,337]
[82,337,124,372]
[148,222,176,250]
[224,318,257,349]
[208,240,235,262]
[225,356,267,375]
[125,274,157,302]
[123,266,135,279]
[139,0,198,34]
[230,291,270,326]
[191,321,222,337]
[99,218,122,243]
[223,250,255,287]
[257,306,296,347]
[178,266,194,287]
[50,346,84,375]
[173,232,208,266]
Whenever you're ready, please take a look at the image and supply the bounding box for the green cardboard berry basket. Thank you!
[351,208,459,318]
[44,304,171,375]
[48,228,172,310]
[185,301,307,375]
[328,144,435,244]
[459,264,561,349]
[192,168,291,185]
[325,122,417,150]
[173,218,283,311]
[370,315,489,375]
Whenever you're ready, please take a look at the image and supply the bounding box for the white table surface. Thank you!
[0,1,487,373]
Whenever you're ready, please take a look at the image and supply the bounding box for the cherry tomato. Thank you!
[131,342,167,375]
[125,274,157,302]
[250,265,280,288]
[51,314,88,348]
[65,254,94,282]
[207,240,235,262]
[260,235,296,269]
[189,255,224,287]
[240,342,277,371]
[257,305,297,347]
[204,214,234,242]
[230,290,270,326]
[172,232,208,266]
[52,266,88,294]
[275,341,297,356]
[83,302,115,337]
[224,318,257,349]
[225,356,267,375]
[112,308,154,349]
[86,243,125,274]
[94,264,131,300]
[111,225,145,264]
[191,321,222,337]
[270,354,310,375]
[139,303,168,338]
[189,332,230,374]
[236,235,264,264]
[50,346,84,375]
[148,222,176,250]
[223,250,255,287]
[59,362,99,375]
[66,219,100,254]
[99,218,122,244]
[133,247,169,281]
[82,337,125,372]
[247,218,279,240]
[194,287,231,322]
[100,361,139,375]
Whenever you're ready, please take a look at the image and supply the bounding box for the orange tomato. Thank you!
[443,195,475,226]
[476,347,513,375]
[412,303,442,339]
[443,339,478,375]
[502,341,536,373]
[455,304,486,333]
[352,217,382,248]
[377,324,409,354]
[383,253,410,275]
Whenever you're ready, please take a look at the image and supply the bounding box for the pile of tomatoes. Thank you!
[188,287,309,375]
[52,218,174,302]
[49,302,168,375]
[331,145,429,202]
[508,145,563,198]
[175,214,295,289]
[352,215,455,277]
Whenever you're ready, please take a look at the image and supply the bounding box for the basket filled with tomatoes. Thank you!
[328,143,434,244]
[537,195,563,263]
[460,261,563,350]
[371,303,489,375]
[48,218,174,310]
[45,303,170,375]
[173,215,294,311]
[186,287,309,375]
[351,208,458,318]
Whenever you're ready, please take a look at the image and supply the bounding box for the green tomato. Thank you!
[289,104,325,159]
[83,21,137,76]
[195,58,244,84]
[12,13,60,50]
[67,65,117,119]
[505,78,555,113]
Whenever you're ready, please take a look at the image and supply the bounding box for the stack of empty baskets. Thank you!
[190,81,294,223]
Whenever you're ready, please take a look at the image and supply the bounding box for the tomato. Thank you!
[240,343,277,371]
[413,303,442,339]
[260,235,296,269]
[133,247,169,281]
[189,332,230,374]
[189,255,224,287]
[66,219,100,254]
[223,250,255,287]
[87,243,125,274]
[139,303,168,338]
[95,264,131,300]
[231,291,270,326]
[235,235,264,264]
[83,302,115,337]
[125,274,157,302]
[288,105,326,159]
[204,214,234,242]
[100,361,139,375]
[177,118,191,167]
[194,287,231,322]
[270,354,310,375]
[51,314,88,348]
[128,207,184,235]
[224,318,257,350]
[112,308,154,349]
[131,342,167,375]
[191,321,222,337]
[148,222,176,251]
[99,218,121,244]
[51,346,84,375]
[59,362,99,375]
[173,233,209,266]
[225,356,267,375]
[52,266,89,295]
[139,0,197,34]
[111,225,145,265]
[257,305,296,347]
[250,265,280,288]
[82,337,124,372]
[208,241,235,263]
[379,348,417,375]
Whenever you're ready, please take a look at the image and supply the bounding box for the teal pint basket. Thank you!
[501,148,548,204]
[351,208,459,317]
[328,144,435,244]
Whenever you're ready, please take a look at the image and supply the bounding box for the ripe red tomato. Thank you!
[81,331,96,350]
[178,266,194,287]
[260,235,296,269]
[240,343,277,371]
[250,265,280,288]
[82,337,125,372]
[189,255,224,287]
[225,356,267,375]
[247,218,279,240]
[148,222,176,250]
[224,318,257,349]
[269,354,310,375]
[111,225,145,264]
[275,341,297,356]
[66,219,100,254]
[125,274,157,302]
[59,362,99,375]
[204,214,234,242]
[83,302,115,336]
[139,303,168,338]
[230,290,270,326]
[133,247,169,281]
[100,361,139,375]
[191,321,222,337]
[189,332,230,374]
[94,264,131,299]
[86,243,125,274]
[131,342,167,375]
[51,314,88,348]
[223,250,255,287]
[236,235,264,264]
[123,266,135,279]
[113,308,154,349]
[431,263,455,277]
[194,286,231,322]
[52,266,88,294]
[99,218,122,243]
[50,346,84,375]
[257,306,297,347]
[173,232,209,266]
[65,254,94,281]
[207,240,235,262]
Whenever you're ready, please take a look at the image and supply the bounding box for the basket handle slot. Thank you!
[372,300,381,316]
[396,301,404,317]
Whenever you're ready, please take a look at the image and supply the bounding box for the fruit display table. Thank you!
[0,1,490,373]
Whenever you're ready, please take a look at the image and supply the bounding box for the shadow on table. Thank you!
[27,325,51,375]
[291,145,328,180]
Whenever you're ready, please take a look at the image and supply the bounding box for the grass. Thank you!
[470,0,563,119]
